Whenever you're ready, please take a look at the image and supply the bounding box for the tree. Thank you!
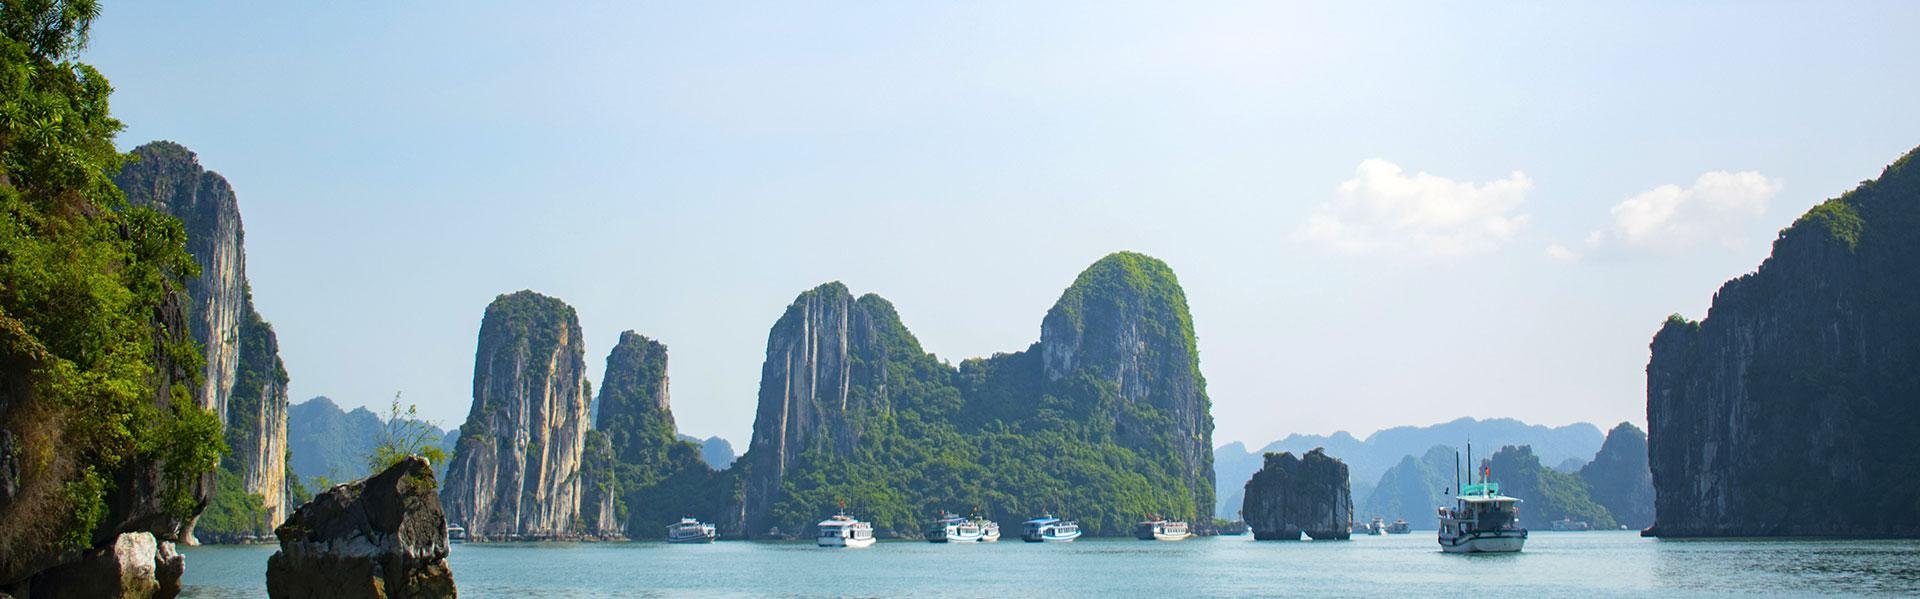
[366,392,447,475]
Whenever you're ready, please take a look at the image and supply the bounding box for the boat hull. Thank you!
[819,536,876,548]
[1023,531,1080,542]
[667,534,716,544]
[1439,530,1527,553]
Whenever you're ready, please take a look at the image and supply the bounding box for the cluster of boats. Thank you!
[632,446,1530,554]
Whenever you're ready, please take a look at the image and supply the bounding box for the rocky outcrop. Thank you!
[1039,252,1215,521]
[741,284,902,535]
[1,289,203,595]
[441,291,592,540]
[266,456,455,598]
[1580,423,1653,530]
[1646,145,1920,538]
[1243,449,1351,541]
[27,532,185,599]
[1487,445,1615,529]
[585,332,720,538]
[736,253,1217,537]
[117,141,292,533]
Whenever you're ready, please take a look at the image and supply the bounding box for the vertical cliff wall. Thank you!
[1647,145,1920,538]
[741,284,904,535]
[116,141,292,531]
[1579,423,1653,530]
[736,252,1217,537]
[587,332,727,538]
[1243,449,1351,540]
[1039,252,1215,521]
[442,291,593,540]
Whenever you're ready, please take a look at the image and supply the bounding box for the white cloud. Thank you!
[1545,243,1581,262]
[1586,171,1781,252]
[1297,159,1532,258]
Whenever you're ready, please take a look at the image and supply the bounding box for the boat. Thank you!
[1021,514,1081,542]
[1437,445,1527,554]
[1134,518,1192,541]
[1549,518,1591,532]
[1386,519,1411,534]
[973,516,1002,542]
[1367,516,1387,536]
[666,518,717,543]
[927,511,983,543]
[446,524,467,543]
[817,511,876,548]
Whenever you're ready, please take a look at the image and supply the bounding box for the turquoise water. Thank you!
[179,532,1920,597]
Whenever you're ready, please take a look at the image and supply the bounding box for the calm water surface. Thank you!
[179,532,1920,597]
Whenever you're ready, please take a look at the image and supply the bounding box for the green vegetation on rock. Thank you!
[0,0,223,579]
[1487,445,1616,529]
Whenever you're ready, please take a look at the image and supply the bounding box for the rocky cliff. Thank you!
[1038,252,1215,522]
[1580,423,1654,530]
[441,291,593,540]
[1486,445,1615,529]
[1242,449,1351,540]
[117,141,292,534]
[736,252,1216,537]
[586,332,725,538]
[1646,145,1920,538]
[267,456,455,598]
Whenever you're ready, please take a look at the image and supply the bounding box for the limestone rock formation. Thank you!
[441,291,592,540]
[736,252,1217,537]
[1039,252,1215,520]
[741,283,899,534]
[1486,445,1615,529]
[1579,423,1654,530]
[1358,445,1455,528]
[266,456,455,598]
[585,332,722,538]
[26,532,185,599]
[1647,145,1920,538]
[117,141,292,533]
[0,290,205,595]
[1243,449,1351,541]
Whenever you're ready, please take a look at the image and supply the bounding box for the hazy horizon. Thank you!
[80,2,1920,446]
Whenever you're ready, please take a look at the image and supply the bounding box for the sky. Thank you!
[81,2,1920,448]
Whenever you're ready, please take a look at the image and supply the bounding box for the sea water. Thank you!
[177,531,1920,597]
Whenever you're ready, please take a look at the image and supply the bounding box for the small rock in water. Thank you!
[27,532,183,599]
[266,455,455,598]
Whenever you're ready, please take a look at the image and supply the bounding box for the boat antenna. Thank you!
[1467,442,1473,486]
[1454,447,1461,495]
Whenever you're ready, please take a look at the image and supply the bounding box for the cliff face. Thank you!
[1647,145,1920,538]
[1039,252,1215,521]
[741,284,903,534]
[1580,423,1654,530]
[442,291,593,540]
[117,141,293,532]
[587,332,724,538]
[1486,445,1615,529]
[1243,449,1351,540]
[735,253,1217,537]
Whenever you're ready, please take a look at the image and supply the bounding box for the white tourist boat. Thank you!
[666,518,717,543]
[928,511,1000,543]
[817,512,876,548]
[1438,481,1528,553]
[1022,515,1082,542]
[1134,518,1192,541]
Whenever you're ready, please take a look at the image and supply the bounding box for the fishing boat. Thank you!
[1021,514,1081,542]
[1134,518,1192,541]
[1367,516,1387,536]
[1438,449,1526,554]
[1386,519,1411,534]
[817,511,876,548]
[927,511,983,543]
[666,518,717,543]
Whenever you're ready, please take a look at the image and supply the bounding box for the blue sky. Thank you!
[83,2,1920,446]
